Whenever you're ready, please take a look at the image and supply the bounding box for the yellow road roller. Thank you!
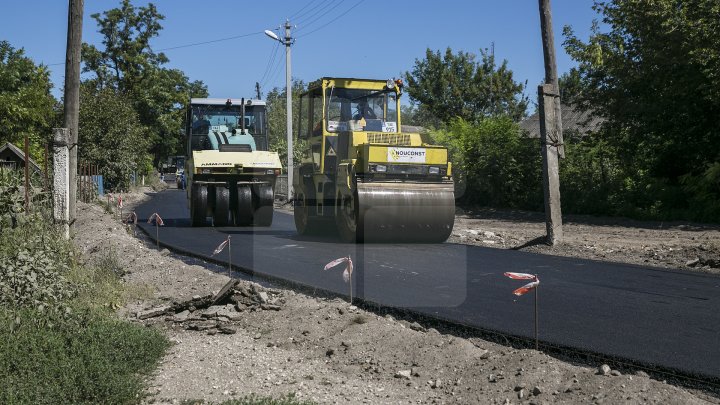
[185,98,282,227]
[294,78,455,242]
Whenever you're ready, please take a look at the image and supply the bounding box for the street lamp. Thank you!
[265,21,294,197]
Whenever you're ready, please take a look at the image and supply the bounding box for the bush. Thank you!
[0,169,75,312]
[431,116,543,210]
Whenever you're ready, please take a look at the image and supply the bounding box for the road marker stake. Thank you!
[124,211,138,235]
[212,235,232,272]
[147,213,164,248]
[324,256,354,304]
[504,272,540,350]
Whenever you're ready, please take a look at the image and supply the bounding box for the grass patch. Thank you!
[0,308,169,405]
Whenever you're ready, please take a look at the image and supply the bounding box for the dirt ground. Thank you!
[72,188,720,404]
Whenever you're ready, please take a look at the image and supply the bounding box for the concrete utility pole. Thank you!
[265,21,294,196]
[53,128,71,239]
[63,0,83,228]
[538,0,564,245]
[283,20,294,197]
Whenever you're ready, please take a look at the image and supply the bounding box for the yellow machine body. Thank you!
[293,77,455,242]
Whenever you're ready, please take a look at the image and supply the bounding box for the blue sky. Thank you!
[1,0,599,103]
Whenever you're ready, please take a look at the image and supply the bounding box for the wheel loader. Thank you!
[294,78,455,242]
[184,98,282,227]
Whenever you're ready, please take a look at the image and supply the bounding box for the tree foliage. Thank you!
[265,80,308,167]
[558,68,583,105]
[560,0,720,221]
[404,48,529,125]
[81,0,208,165]
[563,0,720,180]
[0,41,57,157]
[78,83,150,190]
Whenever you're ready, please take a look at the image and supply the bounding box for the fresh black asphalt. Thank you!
[135,189,720,380]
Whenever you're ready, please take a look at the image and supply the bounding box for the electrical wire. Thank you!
[42,30,265,67]
[289,0,320,20]
[264,52,286,90]
[258,41,280,87]
[294,0,343,32]
[156,31,263,51]
[293,0,333,27]
[296,0,365,38]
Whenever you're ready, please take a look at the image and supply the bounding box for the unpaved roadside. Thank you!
[72,189,720,404]
[449,207,720,275]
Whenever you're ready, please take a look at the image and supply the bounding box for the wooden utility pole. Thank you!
[538,0,563,245]
[63,0,84,228]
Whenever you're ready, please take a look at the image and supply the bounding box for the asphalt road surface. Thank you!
[136,189,720,380]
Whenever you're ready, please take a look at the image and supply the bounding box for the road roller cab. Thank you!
[294,78,455,242]
[185,98,282,227]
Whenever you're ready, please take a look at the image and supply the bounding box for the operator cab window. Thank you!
[190,104,267,151]
[326,88,398,133]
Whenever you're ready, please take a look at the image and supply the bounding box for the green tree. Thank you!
[82,0,208,166]
[78,84,150,190]
[404,48,529,125]
[265,80,307,167]
[558,67,583,105]
[0,41,57,158]
[563,0,720,180]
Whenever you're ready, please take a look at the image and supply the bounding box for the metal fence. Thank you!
[78,163,103,202]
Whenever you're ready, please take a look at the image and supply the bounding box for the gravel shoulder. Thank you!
[73,189,720,404]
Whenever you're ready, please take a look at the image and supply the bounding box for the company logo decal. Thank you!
[387,147,427,163]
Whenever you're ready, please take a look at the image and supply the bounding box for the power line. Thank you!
[156,31,263,51]
[296,0,365,38]
[265,52,286,90]
[289,0,320,20]
[294,0,342,31]
[258,41,280,87]
[42,30,264,67]
[293,0,332,26]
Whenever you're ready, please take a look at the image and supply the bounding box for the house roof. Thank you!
[519,104,605,138]
[0,142,42,173]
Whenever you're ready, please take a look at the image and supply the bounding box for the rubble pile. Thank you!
[135,280,283,335]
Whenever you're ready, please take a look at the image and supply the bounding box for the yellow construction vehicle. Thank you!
[294,78,455,242]
[185,98,282,226]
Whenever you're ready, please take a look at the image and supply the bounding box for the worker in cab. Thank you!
[353,101,377,120]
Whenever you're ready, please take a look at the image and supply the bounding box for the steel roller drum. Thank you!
[356,181,455,242]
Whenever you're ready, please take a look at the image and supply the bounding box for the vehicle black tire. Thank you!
[293,192,315,235]
[234,185,253,226]
[252,183,274,226]
[190,183,208,227]
[335,192,361,243]
[213,186,230,227]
